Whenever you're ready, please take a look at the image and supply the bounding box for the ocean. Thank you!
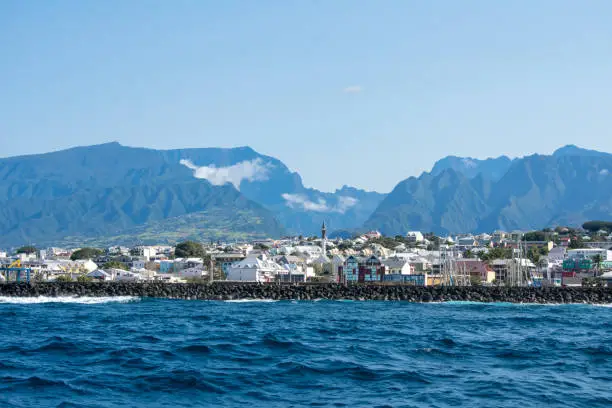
[0,297,611,408]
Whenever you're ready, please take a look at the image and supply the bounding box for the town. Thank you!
[2,221,612,288]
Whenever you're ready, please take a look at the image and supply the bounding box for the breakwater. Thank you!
[1,282,611,303]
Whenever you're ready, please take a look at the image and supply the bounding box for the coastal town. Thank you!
[2,222,612,288]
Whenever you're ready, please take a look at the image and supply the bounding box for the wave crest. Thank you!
[0,296,140,304]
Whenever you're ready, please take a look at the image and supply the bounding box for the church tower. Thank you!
[321,221,327,255]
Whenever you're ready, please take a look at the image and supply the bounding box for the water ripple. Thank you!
[0,299,611,407]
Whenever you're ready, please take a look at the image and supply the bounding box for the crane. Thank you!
[0,259,32,283]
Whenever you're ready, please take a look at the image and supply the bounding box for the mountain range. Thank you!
[0,142,383,247]
[0,143,610,247]
[365,145,612,235]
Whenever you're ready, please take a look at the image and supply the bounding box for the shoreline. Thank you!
[1,282,611,304]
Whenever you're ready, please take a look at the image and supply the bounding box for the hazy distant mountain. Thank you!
[3,142,610,246]
[0,143,384,246]
[430,154,514,181]
[365,145,612,235]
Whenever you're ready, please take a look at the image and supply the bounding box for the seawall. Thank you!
[1,282,611,303]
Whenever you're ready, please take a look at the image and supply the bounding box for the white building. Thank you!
[130,260,146,270]
[76,259,98,272]
[113,269,142,281]
[132,246,157,261]
[383,256,414,275]
[547,247,566,262]
[456,236,478,247]
[406,231,424,243]
[276,264,308,282]
[87,270,114,281]
[292,246,324,259]
[226,254,285,282]
[600,271,612,286]
[177,267,207,278]
[567,248,612,261]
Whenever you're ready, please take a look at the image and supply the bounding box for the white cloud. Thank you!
[282,194,330,212]
[343,85,363,93]
[282,194,359,214]
[180,158,272,190]
[600,169,609,176]
[337,196,359,213]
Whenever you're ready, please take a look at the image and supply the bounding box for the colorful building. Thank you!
[339,255,386,283]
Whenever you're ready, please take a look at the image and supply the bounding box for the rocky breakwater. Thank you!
[1,282,612,303]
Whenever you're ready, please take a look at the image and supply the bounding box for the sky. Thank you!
[2,0,612,192]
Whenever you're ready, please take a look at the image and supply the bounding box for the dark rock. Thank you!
[0,282,611,304]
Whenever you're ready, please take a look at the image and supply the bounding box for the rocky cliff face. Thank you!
[365,146,612,235]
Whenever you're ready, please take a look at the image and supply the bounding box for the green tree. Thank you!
[568,236,584,249]
[15,245,37,255]
[582,220,612,233]
[527,247,541,264]
[480,247,512,261]
[524,231,547,241]
[253,243,270,251]
[394,235,408,243]
[175,241,205,258]
[77,275,93,283]
[102,261,128,271]
[463,249,474,259]
[55,275,73,282]
[70,247,103,261]
[369,237,399,249]
[592,254,603,275]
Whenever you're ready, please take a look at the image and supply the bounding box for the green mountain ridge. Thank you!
[366,146,612,235]
[0,142,380,247]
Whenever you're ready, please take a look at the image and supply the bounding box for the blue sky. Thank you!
[2,0,612,192]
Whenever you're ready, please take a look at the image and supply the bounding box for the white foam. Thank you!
[223,299,278,303]
[0,296,140,304]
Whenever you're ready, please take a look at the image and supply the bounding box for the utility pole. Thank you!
[209,255,214,284]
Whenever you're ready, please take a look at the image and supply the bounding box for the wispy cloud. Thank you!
[337,196,359,212]
[343,85,363,94]
[282,194,359,214]
[180,158,272,190]
[600,169,609,176]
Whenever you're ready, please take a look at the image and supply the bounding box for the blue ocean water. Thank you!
[0,297,611,408]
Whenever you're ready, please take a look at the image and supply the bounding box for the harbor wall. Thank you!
[1,282,612,303]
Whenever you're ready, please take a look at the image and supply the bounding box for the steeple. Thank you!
[321,221,327,256]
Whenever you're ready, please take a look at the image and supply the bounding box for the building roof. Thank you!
[312,255,330,264]
[382,257,409,268]
[231,255,283,271]
[275,255,307,265]
[87,270,111,278]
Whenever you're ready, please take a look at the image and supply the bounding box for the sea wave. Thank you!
[0,296,140,304]
[1,298,611,407]
[223,299,278,303]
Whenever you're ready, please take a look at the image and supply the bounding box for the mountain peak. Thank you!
[553,145,609,157]
[430,154,513,182]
